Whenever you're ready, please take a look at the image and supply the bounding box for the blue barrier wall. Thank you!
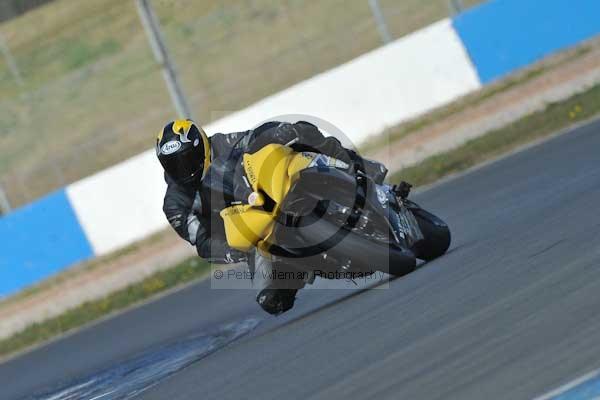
[453,0,600,83]
[0,190,93,297]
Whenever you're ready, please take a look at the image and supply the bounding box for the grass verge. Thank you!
[2,80,600,362]
[390,82,600,185]
[0,257,210,360]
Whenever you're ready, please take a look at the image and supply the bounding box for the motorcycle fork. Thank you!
[385,191,423,249]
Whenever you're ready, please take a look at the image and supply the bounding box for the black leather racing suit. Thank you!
[162,120,388,264]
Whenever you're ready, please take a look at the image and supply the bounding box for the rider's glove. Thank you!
[392,181,412,200]
[196,231,247,264]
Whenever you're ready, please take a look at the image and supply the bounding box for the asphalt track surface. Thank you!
[3,118,600,400]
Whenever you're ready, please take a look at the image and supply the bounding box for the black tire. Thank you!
[410,207,451,261]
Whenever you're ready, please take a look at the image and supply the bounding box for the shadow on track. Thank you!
[25,318,260,400]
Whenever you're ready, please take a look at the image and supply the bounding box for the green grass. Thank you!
[0,0,483,206]
[390,82,600,185]
[0,256,210,359]
[61,38,121,70]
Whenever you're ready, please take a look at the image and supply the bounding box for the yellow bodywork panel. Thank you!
[220,205,275,252]
[220,144,314,251]
[242,144,312,203]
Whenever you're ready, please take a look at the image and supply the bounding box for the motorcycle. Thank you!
[200,143,451,279]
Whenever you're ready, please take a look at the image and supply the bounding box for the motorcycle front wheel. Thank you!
[409,205,451,261]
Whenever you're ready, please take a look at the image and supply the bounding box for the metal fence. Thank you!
[0,0,482,210]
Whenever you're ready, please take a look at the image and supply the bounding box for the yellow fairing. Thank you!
[220,144,314,252]
[243,144,313,203]
[220,205,274,251]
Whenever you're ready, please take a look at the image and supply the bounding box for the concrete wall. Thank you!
[66,150,168,256]
[453,0,600,83]
[0,190,93,295]
[207,19,481,145]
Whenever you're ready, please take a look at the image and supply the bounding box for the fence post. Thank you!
[0,31,24,86]
[135,0,193,120]
[368,0,392,45]
[448,0,465,15]
[0,183,11,215]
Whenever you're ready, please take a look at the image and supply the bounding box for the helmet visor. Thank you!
[161,146,204,184]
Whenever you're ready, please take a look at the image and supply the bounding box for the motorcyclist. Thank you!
[156,119,388,314]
